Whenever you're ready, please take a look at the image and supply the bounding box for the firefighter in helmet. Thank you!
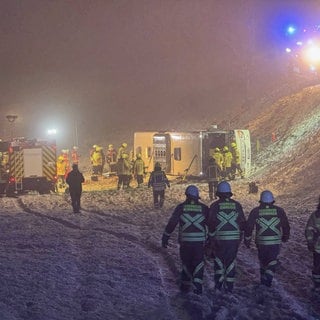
[244,190,290,287]
[133,153,145,188]
[230,142,244,179]
[222,146,233,180]
[56,155,67,187]
[162,185,209,294]
[106,144,117,172]
[71,146,80,165]
[212,147,223,169]
[208,181,246,292]
[91,145,103,175]
[116,152,132,189]
[117,142,128,161]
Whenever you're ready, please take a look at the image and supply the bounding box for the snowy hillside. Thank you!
[0,85,319,320]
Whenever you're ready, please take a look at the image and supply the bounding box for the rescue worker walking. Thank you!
[222,146,233,180]
[205,158,220,200]
[305,196,320,293]
[133,154,145,187]
[162,185,209,294]
[148,162,170,208]
[244,190,290,287]
[207,181,246,292]
[66,163,85,213]
[230,142,244,179]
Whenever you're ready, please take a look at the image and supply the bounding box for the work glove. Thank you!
[307,243,315,252]
[244,239,251,249]
[162,234,169,248]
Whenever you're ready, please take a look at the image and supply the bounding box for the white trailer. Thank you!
[133,129,251,178]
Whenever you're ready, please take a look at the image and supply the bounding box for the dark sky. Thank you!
[1,0,319,148]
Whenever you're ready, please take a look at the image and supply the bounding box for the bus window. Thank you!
[174,148,181,161]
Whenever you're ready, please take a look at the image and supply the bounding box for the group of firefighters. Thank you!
[90,142,147,190]
[162,182,320,297]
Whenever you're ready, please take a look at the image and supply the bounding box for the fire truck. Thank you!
[133,128,251,179]
[0,138,57,195]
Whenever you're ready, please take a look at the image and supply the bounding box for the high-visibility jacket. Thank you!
[56,160,67,176]
[208,197,246,241]
[163,200,209,244]
[245,204,290,246]
[223,151,233,169]
[212,151,224,169]
[305,208,320,253]
[133,158,145,176]
[231,146,241,165]
[91,150,103,166]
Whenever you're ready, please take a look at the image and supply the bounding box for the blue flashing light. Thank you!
[287,25,297,35]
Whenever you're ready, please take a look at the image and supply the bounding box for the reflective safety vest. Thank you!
[245,205,290,246]
[212,202,241,241]
[179,204,207,243]
[256,208,281,245]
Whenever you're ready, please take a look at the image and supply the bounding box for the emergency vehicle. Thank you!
[133,128,251,178]
[0,138,57,195]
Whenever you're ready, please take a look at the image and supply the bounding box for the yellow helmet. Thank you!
[223,146,229,152]
[122,143,128,148]
[231,142,237,148]
[58,155,64,161]
[214,147,220,152]
[108,144,113,149]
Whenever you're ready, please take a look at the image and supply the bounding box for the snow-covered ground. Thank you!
[0,178,319,320]
[0,85,319,320]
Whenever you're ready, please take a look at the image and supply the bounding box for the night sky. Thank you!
[1,0,318,148]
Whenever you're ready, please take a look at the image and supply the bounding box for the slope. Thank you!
[247,85,320,199]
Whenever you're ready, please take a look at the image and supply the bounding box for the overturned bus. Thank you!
[133,129,251,178]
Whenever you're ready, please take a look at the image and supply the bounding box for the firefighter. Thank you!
[230,142,244,179]
[162,185,209,294]
[148,162,170,209]
[222,146,233,180]
[61,149,71,178]
[305,196,320,293]
[91,145,103,176]
[71,146,80,165]
[56,155,67,187]
[117,142,128,161]
[205,157,221,200]
[207,181,246,292]
[106,144,117,172]
[116,153,131,190]
[212,147,224,172]
[133,153,145,188]
[244,190,290,287]
[66,163,85,213]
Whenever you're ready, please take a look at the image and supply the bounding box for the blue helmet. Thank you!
[260,190,274,203]
[185,185,200,199]
[217,181,231,193]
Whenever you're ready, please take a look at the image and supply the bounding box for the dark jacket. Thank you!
[163,199,209,245]
[208,197,246,242]
[66,168,85,192]
[245,203,290,246]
